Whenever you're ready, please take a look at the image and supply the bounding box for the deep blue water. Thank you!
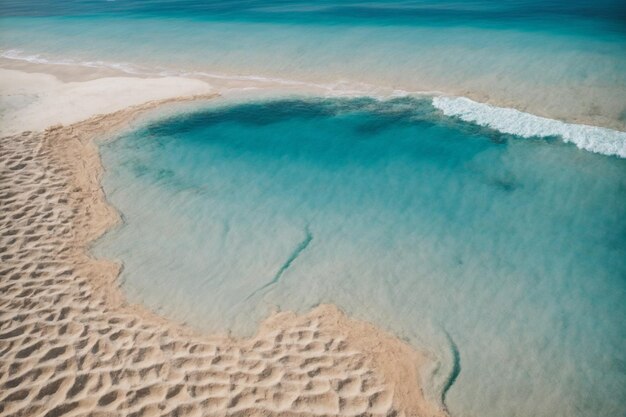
[96,97,626,417]
[2,0,626,25]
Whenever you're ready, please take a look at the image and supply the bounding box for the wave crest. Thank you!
[432,96,626,158]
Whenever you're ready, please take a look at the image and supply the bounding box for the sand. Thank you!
[0,68,214,137]
[0,69,447,416]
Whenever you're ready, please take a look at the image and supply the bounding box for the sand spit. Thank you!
[0,90,447,415]
[0,68,215,137]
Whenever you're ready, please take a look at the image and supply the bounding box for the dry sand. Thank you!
[0,68,215,137]
[0,69,447,416]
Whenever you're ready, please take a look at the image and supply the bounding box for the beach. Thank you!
[0,67,447,417]
[1,2,626,415]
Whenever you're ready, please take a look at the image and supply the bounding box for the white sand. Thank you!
[0,68,214,136]
[0,68,447,416]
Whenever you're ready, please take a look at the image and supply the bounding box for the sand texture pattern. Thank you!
[0,96,446,417]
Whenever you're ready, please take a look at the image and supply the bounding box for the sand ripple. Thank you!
[0,98,446,417]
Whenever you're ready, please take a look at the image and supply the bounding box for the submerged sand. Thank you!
[0,69,447,416]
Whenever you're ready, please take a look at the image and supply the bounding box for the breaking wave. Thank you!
[433,96,626,158]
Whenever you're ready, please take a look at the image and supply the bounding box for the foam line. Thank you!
[0,49,427,98]
[1,49,142,74]
[433,96,626,158]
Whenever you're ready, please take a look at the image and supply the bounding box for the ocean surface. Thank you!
[2,2,625,417]
[1,1,626,130]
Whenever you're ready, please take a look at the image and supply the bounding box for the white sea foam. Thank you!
[1,49,143,74]
[1,49,419,99]
[433,96,626,158]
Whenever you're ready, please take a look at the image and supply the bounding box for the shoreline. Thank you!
[2,63,624,160]
[3,56,626,134]
[0,69,447,416]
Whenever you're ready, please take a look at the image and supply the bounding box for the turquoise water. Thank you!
[2,1,626,128]
[3,2,626,416]
[95,97,626,417]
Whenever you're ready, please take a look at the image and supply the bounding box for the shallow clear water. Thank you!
[95,97,626,417]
